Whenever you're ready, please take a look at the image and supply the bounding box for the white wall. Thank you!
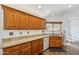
[70,17,79,41]
[0,5,3,55]
[58,8,79,45]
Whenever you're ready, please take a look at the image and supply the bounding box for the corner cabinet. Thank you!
[2,5,46,30]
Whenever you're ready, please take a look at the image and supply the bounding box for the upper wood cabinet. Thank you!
[40,19,46,29]
[2,5,46,30]
[3,7,19,29]
[28,15,41,30]
[18,12,28,30]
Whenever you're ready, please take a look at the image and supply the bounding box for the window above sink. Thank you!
[46,22,62,35]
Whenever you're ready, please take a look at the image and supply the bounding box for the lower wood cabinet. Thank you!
[3,42,31,55]
[19,42,31,55]
[3,45,20,55]
[31,39,43,55]
[49,36,63,48]
[3,39,43,55]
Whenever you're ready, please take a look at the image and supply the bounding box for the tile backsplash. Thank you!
[2,30,46,38]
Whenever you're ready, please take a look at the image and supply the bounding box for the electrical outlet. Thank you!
[9,32,13,36]
[20,32,22,35]
[27,31,29,34]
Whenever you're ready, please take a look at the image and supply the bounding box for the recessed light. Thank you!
[46,10,49,14]
[38,5,42,9]
[68,5,72,8]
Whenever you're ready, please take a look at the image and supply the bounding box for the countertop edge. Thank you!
[0,34,50,48]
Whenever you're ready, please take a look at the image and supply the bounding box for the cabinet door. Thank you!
[19,42,31,55]
[18,12,28,29]
[31,39,43,55]
[56,36,62,48]
[28,15,41,30]
[40,19,46,29]
[38,39,43,54]
[4,8,18,29]
[28,15,35,30]
[56,39,62,47]
[49,36,56,47]
[31,40,39,55]
[35,17,41,29]
[3,45,20,55]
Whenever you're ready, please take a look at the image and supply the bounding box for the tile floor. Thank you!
[43,41,79,55]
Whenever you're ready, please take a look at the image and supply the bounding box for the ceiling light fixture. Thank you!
[38,5,42,9]
[68,5,72,8]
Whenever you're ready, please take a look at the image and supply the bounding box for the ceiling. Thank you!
[4,4,79,20]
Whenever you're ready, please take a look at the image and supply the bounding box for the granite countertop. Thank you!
[0,34,50,48]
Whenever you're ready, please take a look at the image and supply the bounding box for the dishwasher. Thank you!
[43,37,49,51]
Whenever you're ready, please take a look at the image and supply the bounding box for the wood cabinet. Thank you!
[49,36,56,47]
[3,42,31,55]
[2,5,46,30]
[31,40,39,55]
[3,7,19,29]
[19,42,31,55]
[3,45,20,55]
[49,36,62,48]
[28,15,37,30]
[56,39,62,47]
[18,12,28,30]
[3,39,43,55]
[28,15,46,30]
[40,19,46,29]
[31,39,43,55]
[38,39,43,53]
[28,15,44,30]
